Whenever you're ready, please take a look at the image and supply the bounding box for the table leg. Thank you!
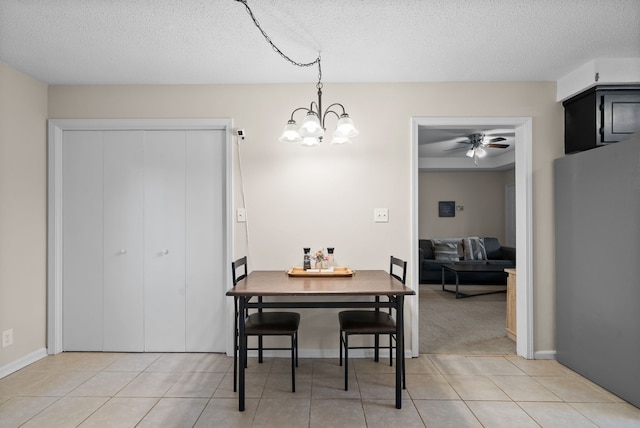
[396,294,404,409]
[238,297,246,411]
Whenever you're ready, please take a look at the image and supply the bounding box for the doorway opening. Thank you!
[410,117,533,358]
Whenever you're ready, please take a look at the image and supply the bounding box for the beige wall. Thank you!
[0,74,563,370]
[0,62,48,368]
[418,170,515,242]
[48,81,563,355]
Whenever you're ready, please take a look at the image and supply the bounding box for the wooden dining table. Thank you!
[226,269,415,411]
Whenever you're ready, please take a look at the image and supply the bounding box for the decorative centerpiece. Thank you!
[313,248,329,270]
[288,247,352,276]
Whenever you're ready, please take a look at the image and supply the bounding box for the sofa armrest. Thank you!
[501,246,516,263]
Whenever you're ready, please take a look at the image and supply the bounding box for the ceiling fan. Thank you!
[446,133,510,165]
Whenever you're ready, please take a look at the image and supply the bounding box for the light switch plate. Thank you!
[374,208,389,223]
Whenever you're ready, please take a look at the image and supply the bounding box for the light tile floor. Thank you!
[1,353,639,427]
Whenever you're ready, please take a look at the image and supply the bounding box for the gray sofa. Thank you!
[419,237,515,284]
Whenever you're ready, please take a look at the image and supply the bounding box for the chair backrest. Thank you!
[232,256,248,286]
[389,256,407,284]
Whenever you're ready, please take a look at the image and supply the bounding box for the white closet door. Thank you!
[103,131,144,351]
[185,130,226,352]
[62,131,104,351]
[60,124,227,353]
[144,131,186,352]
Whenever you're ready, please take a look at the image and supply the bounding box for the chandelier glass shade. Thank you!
[300,113,323,137]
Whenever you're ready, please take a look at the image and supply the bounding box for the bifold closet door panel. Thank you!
[62,131,104,351]
[185,130,226,352]
[103,131,144,352]
[144,131,187,352]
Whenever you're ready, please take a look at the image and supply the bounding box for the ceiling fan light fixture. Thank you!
[475,147,487,158]
[466,148,475,158]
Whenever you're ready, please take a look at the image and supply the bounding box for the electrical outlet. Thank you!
[236,208,246,223]
[374,208,389,223]
[2,329,13,348]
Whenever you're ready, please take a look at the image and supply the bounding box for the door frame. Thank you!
[411,116,534,359]
[47,118,233,355]
[505,183,516,247]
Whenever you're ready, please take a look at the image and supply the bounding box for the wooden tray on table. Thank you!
[286,267,354,277]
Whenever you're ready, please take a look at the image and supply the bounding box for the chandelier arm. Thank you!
[235,0,321,69]
[288,107,312,121]
[323,103,348,115]
[321,109,341,127]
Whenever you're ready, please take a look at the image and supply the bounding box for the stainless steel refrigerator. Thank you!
[555,132,640,408]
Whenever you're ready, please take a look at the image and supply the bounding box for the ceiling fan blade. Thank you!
[444,142,472,152]
[485,143,510,149]
[486,137,506,143]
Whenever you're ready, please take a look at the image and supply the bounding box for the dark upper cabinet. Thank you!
[563,85,640,154]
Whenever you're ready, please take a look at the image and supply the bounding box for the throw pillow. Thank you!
[463,237,487,260]
[432,239,460,262]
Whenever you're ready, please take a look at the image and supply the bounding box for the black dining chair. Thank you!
[232,256,300,392]
[338,255,407,391]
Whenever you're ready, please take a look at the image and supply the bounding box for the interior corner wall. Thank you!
[418,170,514,242]
[0,62,48,370]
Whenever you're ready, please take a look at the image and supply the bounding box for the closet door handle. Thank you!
[119,249,127,255]
[162,249,169,255]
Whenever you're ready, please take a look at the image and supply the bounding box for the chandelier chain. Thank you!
[234,0,322,85]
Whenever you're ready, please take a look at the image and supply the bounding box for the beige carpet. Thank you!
[419,283,516,355]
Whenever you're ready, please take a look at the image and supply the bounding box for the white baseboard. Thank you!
[534,350,557,360]
[0,348,48,379]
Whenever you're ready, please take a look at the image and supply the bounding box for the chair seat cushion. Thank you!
[245,311,300,335]
[338,311,396,334]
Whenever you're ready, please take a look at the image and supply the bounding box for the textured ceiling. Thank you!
[1,0,639,85]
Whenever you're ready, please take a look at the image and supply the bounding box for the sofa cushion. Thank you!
[432,239,461,262]
[483,237,503,259]
[463,237,487,260]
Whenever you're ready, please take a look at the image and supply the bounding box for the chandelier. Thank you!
[236,0,359,146]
